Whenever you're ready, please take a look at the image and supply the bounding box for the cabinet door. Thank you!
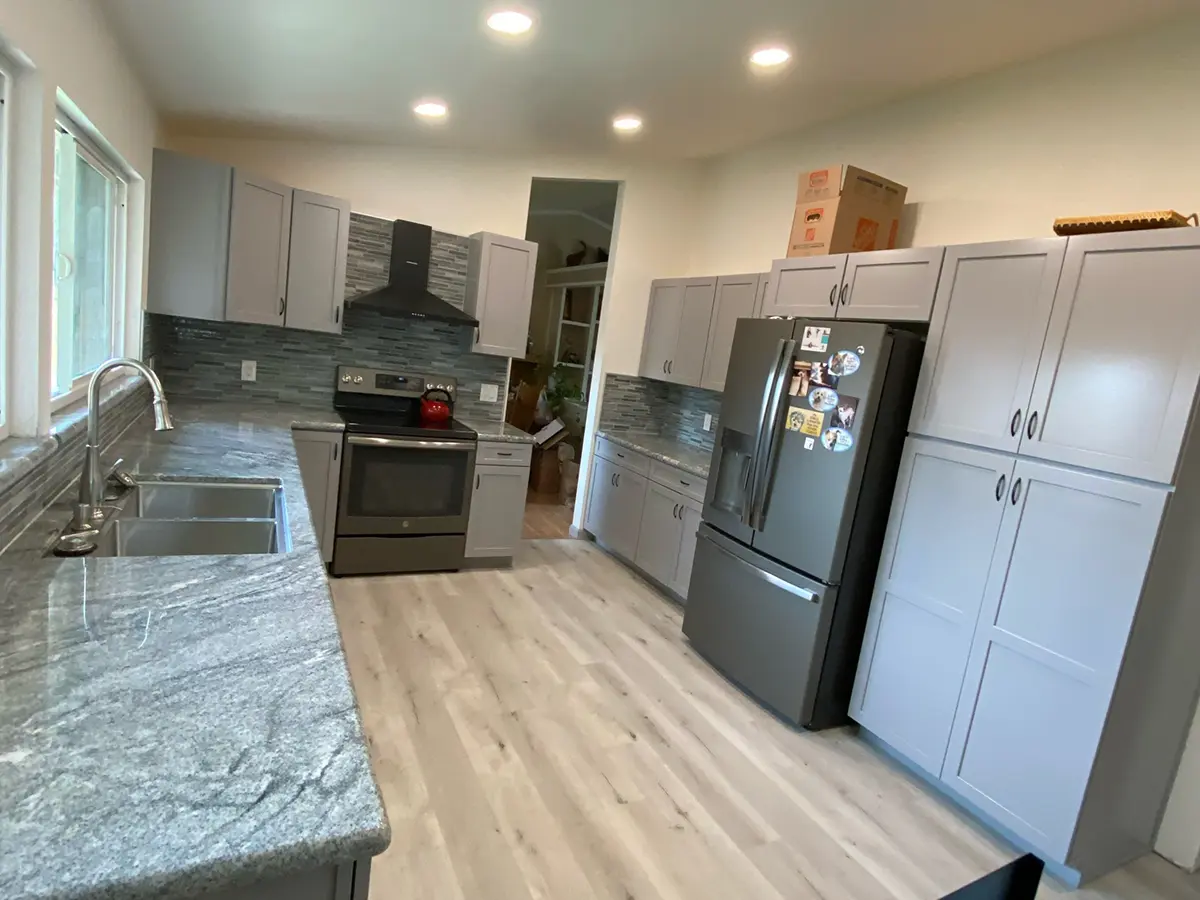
[635,482,686,587]
[285,189,351,334]
[146,149,232,322]
[639,280,684,380]
[909,239,1065,452]
[584,456,614,537]
[227,172,293,326]
[293,431,342,564]
[762,255,847,318]
[701,273,763,392]
[840,246,945,321]
[850,438,1014,777]
[669,278,718,385]
[1022,230,1200,484]
[609,465,648,561]
[942,459,1167,862]
[469,233,538,358]
[672,501,703,601]
[466,465,528,558]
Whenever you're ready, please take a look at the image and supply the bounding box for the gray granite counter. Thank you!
[596,431,712,479]
[0,402,389,900]
[462,419,537,444]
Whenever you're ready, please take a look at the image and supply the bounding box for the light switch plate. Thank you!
[241,360,257,382]
[480,383,499,402]
[703,413,713,432]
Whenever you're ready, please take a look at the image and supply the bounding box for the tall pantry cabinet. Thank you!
[851,227,1200,885]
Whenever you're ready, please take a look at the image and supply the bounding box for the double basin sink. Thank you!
[52,479,289,558]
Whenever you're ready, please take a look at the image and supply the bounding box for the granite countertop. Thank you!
[0,402,388,900]
[461,419,537,444]
[596,431,713,479]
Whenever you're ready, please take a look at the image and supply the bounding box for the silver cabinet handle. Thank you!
[828,285,836,306]
[279,297,285,316]
[672,503,680,519]
[497,451,513,457]
[335,307,341,324]
[1026,411,1039,440]
[839,284,849,306]
[662,360,667,374]
[610,473,616,487]
[1011,477,1023,506]
[995,473,1006,502]
[476,473,480,490]
[668,360,674,375]
[1010,409,1022,437]
[615,472,621,487]
[709,538,816,602]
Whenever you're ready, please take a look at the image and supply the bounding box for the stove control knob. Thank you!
[341,374,352,383]
[353,375,364,384]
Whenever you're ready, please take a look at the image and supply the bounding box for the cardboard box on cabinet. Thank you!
[787,165,908,258]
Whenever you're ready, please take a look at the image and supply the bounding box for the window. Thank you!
[51,113,126,406]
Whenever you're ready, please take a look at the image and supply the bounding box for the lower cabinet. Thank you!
[466,465,528,559]
[292,429,343,564]
[634,481,703,601]
[585,455,647,561]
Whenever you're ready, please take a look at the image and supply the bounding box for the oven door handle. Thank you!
[346,435,475,451]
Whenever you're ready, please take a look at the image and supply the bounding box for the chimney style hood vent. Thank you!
[347,219,478,327]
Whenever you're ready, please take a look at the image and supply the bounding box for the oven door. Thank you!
[337,434,476,536]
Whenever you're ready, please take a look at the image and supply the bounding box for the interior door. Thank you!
[909,239,1065,453]
[1021,229,1200,484]
[840,246,945,321]
[285,189,351,334]
[763,255,848,318]
[701,274,763,392]
[639,280,684,380]
[750,320,892,583]
[226,172,293,326]
[942,459,1167,862]
[702,318,797,546]
[850,438,1014,776]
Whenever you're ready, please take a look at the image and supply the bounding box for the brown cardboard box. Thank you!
[529,447,561,494]
[787,165,908,257]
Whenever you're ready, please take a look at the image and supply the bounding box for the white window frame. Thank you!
[0,61,11,442]
[49,111,128,412]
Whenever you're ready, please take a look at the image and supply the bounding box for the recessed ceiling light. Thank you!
[612,115,643,134]
[487,9,534,35]
[413,100,448,119]
[750,46,791,68]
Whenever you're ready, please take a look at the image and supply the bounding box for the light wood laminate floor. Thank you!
[331,539,1200,900]
[522,490,574,539]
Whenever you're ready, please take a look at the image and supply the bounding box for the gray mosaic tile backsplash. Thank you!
[144,214,507,423]
[599,374,722,455]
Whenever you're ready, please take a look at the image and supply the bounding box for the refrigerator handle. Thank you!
[749,339,795,531]
[743,338,790,526]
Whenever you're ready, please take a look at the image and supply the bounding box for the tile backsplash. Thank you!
[145,214,508,424]
[599,374,722,455]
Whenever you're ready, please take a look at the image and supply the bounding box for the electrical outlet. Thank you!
[703,413,713,432]
[480,383,499,402]
[241,360,257,382]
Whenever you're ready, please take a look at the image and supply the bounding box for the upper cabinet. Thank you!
[763,247,944,321]
[146,149,351,334]
[909,239,1066,453]
[638,277,717,385]
[640,279,684,379]
[701,273,765,392]
[465,232,538,358]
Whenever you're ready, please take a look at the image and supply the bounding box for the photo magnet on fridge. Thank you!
[828,350,861,377]
[786,407,825,436]
[789,361,812,397]
[830,395,859,430]
[821,428,854,452]
[800,326,831,353]
[809,361,839,389]
[808,386,839,412]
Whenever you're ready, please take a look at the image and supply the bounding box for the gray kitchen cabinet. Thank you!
[585,455,647,561]
[146,148,232,322]
[672,502,703,600]
[465,232,539,358]
[840,246,945,321]
[639,277,718,385]
[851,438,1015,777]
[701,273,766,392]
[763,254,847,318]
[465,464,528,559]
[909,238,1066,453]
[226,171,293,327]
[292,429,343,564]
[635,481,686,587]
[1020,229,1200,484]
[942,458,1167,866]
[640,280,684,379]
[285,189,351,334]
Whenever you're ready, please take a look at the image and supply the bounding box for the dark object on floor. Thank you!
[565,241,587,266]
[940,854,1043,900]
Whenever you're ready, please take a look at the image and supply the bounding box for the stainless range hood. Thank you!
[347,219,478,327]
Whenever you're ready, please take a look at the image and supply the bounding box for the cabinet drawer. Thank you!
[649,460,707,504]
[477,441,533,467]
[595,437,650,475]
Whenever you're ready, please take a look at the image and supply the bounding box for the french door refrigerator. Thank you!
[682,317,923,729]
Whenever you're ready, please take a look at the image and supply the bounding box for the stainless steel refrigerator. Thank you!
[682,317,923,729]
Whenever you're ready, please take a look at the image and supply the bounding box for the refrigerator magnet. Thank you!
[787,407,825,435]
[804,437,816,450]
[830,396,859,430]
[808,386,839,412]
[809,361,839,389]
[828,350,861,377]
[821,427,854,452]
[800,326,831,353]
[789,361,813,397]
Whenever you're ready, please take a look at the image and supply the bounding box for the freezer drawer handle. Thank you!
[1026,411,1039,440]
[995,473,1006,502]
[1010,409,1022,437]
[710,538,817,602]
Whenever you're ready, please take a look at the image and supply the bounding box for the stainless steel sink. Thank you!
[92,518,281,557]
[135,480,280,520]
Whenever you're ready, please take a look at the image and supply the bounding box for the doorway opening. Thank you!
[508,177,620,539]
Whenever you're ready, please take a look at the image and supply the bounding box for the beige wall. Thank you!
[691,16,1200,275]
[0,0,159,434]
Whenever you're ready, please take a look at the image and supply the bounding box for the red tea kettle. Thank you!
[420,387,453,424]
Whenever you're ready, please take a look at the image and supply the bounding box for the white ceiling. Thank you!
[100,0,1191,160]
